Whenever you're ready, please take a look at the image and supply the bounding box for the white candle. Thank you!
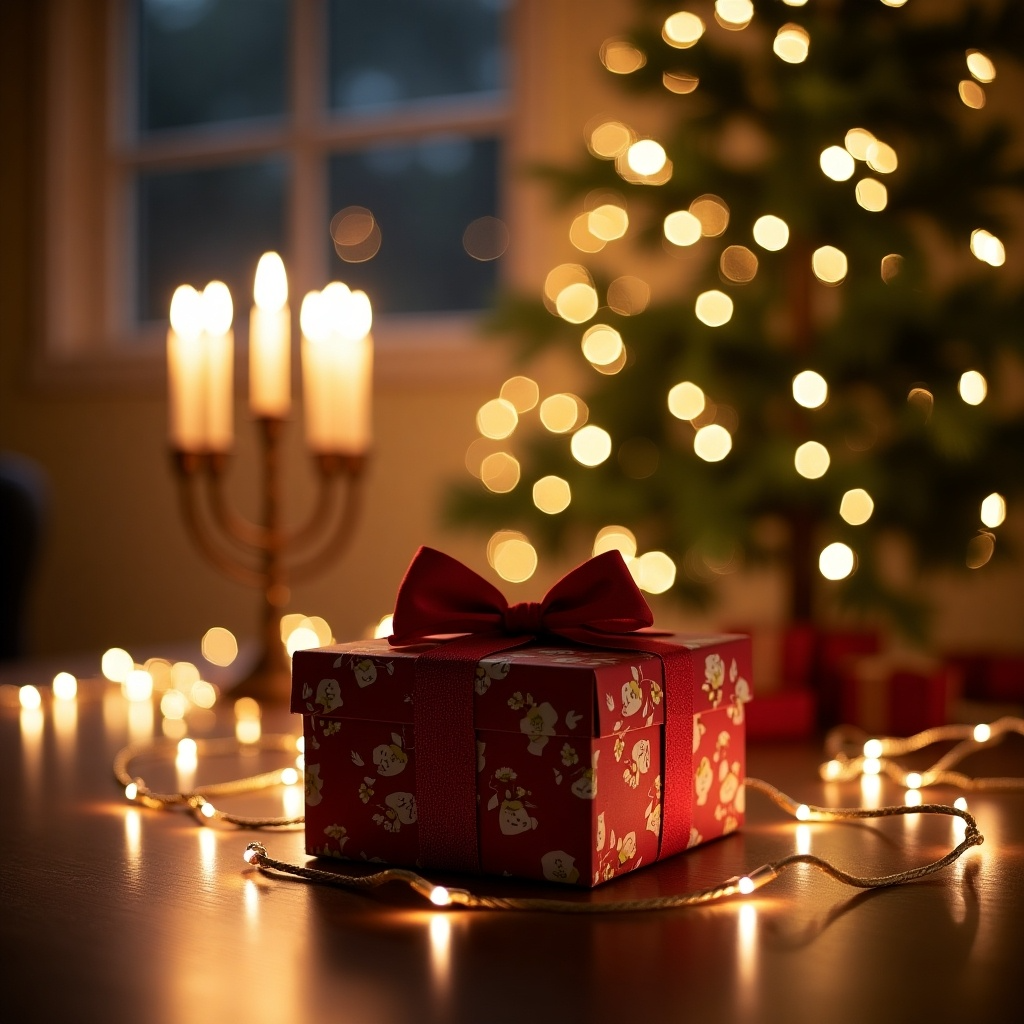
[201,281,234,453]
[167,284,206,452]
[300,290,333,453]
[250,252,291,418]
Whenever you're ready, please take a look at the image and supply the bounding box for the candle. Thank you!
[167,284,206,452]
[250,252,291,418]
[201,281,234,453]
[300,283,373,454]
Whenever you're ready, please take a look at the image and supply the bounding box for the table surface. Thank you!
[2,671,1022,1024]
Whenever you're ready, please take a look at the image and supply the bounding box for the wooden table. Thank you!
[2,675,1021,1024]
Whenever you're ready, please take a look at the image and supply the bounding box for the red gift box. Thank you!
[292,631,752,887]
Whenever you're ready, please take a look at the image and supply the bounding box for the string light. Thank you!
[114,734,306,827]
[241,777,982,912]
[821,717,1024,792]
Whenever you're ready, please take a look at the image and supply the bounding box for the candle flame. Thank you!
[169,284,203,338]
[201,281,233,335]
[254,252,288,311]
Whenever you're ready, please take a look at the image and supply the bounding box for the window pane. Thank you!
[327,0,506,111]
[136,160,287,322]
[327,137,502,314]
[138,0,288,133]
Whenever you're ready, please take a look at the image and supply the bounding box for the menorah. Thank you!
[167,255,372,702]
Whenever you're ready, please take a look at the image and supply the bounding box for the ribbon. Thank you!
[389,546,693,872]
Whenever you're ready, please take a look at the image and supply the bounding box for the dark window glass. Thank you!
[327,137,501,314]
[138,0,288,132]
[327,0,506,112]
[136,160,287,321]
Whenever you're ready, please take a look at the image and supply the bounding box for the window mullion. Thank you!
[290,0,327,301]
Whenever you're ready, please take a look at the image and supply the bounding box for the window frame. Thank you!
[37,0,517,389]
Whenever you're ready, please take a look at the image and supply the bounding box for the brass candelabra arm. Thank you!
[205,451,271,551]
[172,451,266,589]
[287,460,366,583]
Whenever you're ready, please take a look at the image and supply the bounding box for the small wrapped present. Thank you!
[291,547,752,886]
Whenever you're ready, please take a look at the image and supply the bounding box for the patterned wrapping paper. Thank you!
[292,634,752,887]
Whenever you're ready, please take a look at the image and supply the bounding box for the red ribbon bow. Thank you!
[388,547,691,874]
[390,545,654,645]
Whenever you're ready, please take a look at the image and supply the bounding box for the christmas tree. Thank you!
[447,0,1024,639]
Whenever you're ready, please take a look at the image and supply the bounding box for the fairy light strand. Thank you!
[112,727,1002,912]
[820,717,1024,791]
[241,778,982,913]
[113,734,305,829]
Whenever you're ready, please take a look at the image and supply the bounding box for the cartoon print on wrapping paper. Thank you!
[713,758,743,835]
[552,742,579,785]
[474,656,511,695]
[372,791,417,832]
[570,749,599,800]
[346,655,395,689]
[702,653,725,708]
[314,677,342,713]
[605,665,658,733]
[541,849,580,884]
[305,763,324,806]
[486,769,538,835]
[693,714,706,755]
[622,737,652,790]
[644,775,662,836]
[694,755,713,807]
[318,718,342,738]
[519,698,558,755]
[323,823,348,851]
[372,731,409,776]
[616,831,638,867]
[726,657,752,724]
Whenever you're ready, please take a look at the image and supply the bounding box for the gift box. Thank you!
[291,550,752,887]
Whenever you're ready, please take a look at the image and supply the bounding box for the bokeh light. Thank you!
[966,532,995,569]
[959,80,986,109]
[773,24,810,64]
[600,38,646,74]
[792,370,828,409]
[500,376,540,413]
[690,195,729,237]
[844,128,876,161]
[330,206,382,262]
[52,672,77,701]
[201,626,238,667]
[102,648,134,683]
[607,276,650,316]
[855,178,887,211]
[626,139,668,176]
[840,488,874,525]
[980,492,1006,528]
[752,214,789,251]
[720,245,758,283]
[582,324,625,366]
[695,290,734,326]
[966,50,996,83]
[489,534,538,583]
[540,393,583,433]
[555,282,600,323]
[633,551,677,594]
[663,11,705,48]
[693,424,732,462]
[812,245,848,284]
[819,542,855,580]
[820,146,855,181]
[668,381,706,421]
[594,525,638,560]
[570,425,613,466]
[958,370,987,405]
[533,476,572,514]
[463,216,509,261]
[715,0,753,30]
[664,210,703,247]
[588,120,633,159]
[662,71,700,95]
[477,397,519,439]
[970,229,1005,267]
[589,204,629,241]
[794,441,830,479]
[480,452,521,492]
[881,253,903,284]
[865,141,898,174]
[123,670,153,703]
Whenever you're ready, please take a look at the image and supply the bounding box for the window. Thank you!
[41,0,511,381]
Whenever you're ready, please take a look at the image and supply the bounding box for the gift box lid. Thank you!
[292,634,751,740]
